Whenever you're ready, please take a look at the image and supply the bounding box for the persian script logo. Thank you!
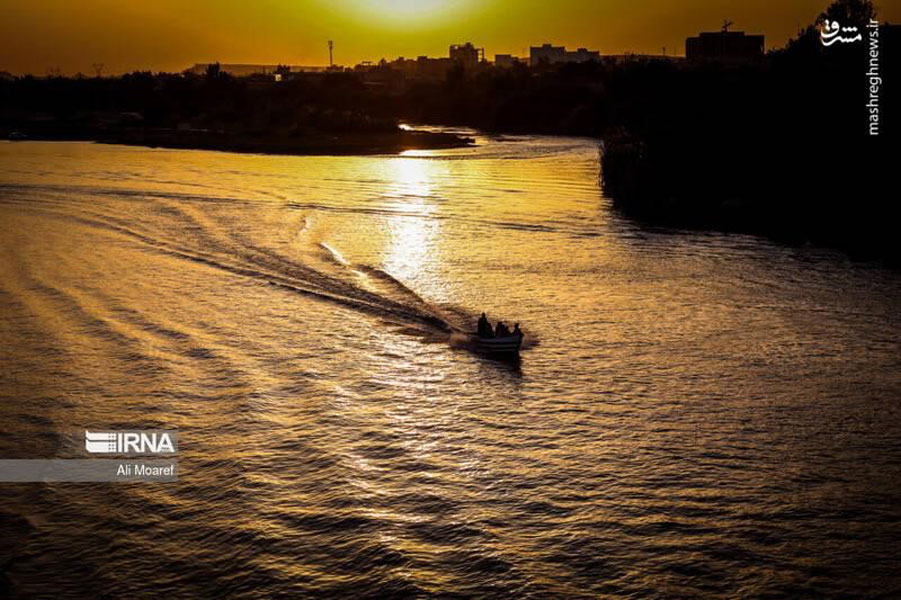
[819,19,863,46]
[85,430,177,455]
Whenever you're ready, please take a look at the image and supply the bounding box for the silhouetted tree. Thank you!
[781,0,876,55]
[819,0,876,28]
[205,62,221,79]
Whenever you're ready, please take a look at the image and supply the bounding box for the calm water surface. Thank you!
[1,133,900,598]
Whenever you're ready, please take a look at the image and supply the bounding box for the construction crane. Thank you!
[722,20,734,33]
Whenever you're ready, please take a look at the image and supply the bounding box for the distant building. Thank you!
[185,63,328,77]
[530,44,600,67]
[685,30,764,62]
[604,54,685,65]
[449,43,484,70]
[417,56,454,79]
[494,54,526,68]
[566,47,602,63]
[355,55,454,83]
[354,43,485,82]
[530,44,566,66]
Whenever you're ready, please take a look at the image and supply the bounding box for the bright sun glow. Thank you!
[347,0,473,26]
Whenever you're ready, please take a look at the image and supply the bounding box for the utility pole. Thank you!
[328,40,334,67]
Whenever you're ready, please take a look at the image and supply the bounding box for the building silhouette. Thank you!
[686,30,764,62]
[530,44,600,67]
[185,63,328,77]
[494,54,526,68]
[449,43,484,70]
[354,42,486,83]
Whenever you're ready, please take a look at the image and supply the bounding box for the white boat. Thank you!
[471,333,524,354]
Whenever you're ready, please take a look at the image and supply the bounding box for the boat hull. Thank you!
[472,334,523,354]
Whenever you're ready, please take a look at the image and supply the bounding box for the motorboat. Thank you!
[471,332,524,354]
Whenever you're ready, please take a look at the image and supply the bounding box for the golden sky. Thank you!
[1,0,898,74]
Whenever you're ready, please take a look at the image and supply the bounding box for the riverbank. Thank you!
[4,127,473,156]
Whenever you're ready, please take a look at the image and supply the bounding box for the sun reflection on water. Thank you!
[382,157,439,282]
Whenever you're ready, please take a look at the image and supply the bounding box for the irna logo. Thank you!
[85,430,177,455]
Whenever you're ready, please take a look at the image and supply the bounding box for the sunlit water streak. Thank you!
[0,133,900,598]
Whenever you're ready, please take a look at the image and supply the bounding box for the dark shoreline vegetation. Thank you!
[0,0,896,261]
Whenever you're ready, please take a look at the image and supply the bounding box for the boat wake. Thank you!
[0,184,468,339]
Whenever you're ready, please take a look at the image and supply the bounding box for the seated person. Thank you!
[477,313,493,338]
[495,321,510,337]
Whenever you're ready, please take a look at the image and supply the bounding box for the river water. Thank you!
[1,133,900,598]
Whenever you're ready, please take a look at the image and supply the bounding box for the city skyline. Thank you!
[2,0,899,75]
